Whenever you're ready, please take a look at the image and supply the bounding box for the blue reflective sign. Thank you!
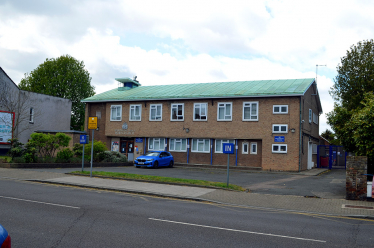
[80,135,89,144]
[274,136,285,142]
[135,138,143,143]
[223,143,235,154]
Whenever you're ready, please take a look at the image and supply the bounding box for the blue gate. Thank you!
[317,145,347,169]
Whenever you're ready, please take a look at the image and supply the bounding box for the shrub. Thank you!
[12,157,26,163]
[7,139,25,159]
[29,132,71,158]
[73,140,108,162]
[56,148,74,163]
[23,143,37,163]
[69,157,81,163]
[100,151,127,163]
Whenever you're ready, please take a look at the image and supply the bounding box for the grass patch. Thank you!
[70,171,245,191]
[0,156,11,162]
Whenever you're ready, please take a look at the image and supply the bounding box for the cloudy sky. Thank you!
[1,0,373,133]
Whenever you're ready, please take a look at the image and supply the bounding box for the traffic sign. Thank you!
[88,117,97,129]
[80,135,89,144]
[223,143,234,154]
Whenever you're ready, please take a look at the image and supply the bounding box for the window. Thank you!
[148,138,166,150]
[171,103,184,121]
[169,138,187,152]
[29,107,34,123]
[150,104,162,121]
[194,103,207,121]
[309,109,312,123]
[273,105,288,114]
[130,105,141,121]
[242,142,249,154]
[243,102,258,121]
[272,124,288,133]
[110,105,122,121]
[312,144,318,154]
[250,142,257,154]
[215,139,235,153]
[191,139,210,153]
[272,144,287,153]
[217,102,232,121]
[313,113,318,124]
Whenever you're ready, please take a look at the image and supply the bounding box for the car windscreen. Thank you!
[145,152,160,157]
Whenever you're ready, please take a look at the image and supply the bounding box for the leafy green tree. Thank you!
[320,129,340,145]
[327,39,374,153]
[29,132,71,158]
[19,55,95,130]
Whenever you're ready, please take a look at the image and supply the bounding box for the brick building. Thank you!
[82,77,322,171]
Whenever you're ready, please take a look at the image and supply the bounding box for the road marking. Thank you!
[149,218,326,243]
[0,195,80,209]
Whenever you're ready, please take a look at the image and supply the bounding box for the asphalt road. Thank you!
[25,166,346,198]
[1,178,372,247]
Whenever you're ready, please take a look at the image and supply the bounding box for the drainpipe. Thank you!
[235,139,238,166]
[144,137,147,154]
[299,96,302,172]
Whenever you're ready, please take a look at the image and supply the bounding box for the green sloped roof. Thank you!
[82,78,315,102]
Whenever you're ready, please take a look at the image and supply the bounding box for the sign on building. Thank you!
[0,111,14,144]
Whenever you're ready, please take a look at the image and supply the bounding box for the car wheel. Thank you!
[136,166,140,168]
[153,161,158,169]
[169,160,174,168]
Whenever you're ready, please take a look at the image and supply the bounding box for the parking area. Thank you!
[23,166,346,199]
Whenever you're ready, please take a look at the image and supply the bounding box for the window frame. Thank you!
[309,109,312,123]
[193,103,208,121]
[242,142,249,154]
[148,138,166,151]
[191,139,210,153]
[250,142,257,154]
[171,103,184,121]
[29,107,34,124]
[129,104,142,121]
[272,144,287,153]
[215,139,235,153]
[149,104,162,121]
[273,105,288,114]
[312,144,318,154]
[110,105,122,121]
[169,138,187,152]
[272,124,288,133]
[313,112,318,124]
[217,102,232,121]
[242,101,259,121]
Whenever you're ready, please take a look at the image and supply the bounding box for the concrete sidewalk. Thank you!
[1,168,373,219]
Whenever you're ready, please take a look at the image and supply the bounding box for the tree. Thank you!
[327,39,374,154]
[19,55,95,130]
[320,129,340,145]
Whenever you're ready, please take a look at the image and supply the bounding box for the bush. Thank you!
[73,140,108,162]
[7,139,25,159]
[23,143,37,163]
[69,157,82,163]
[12,157,26,163]
[37,156,55,163]
[29,132,71,157]
[56,148,74,163]
[99,151,127,163]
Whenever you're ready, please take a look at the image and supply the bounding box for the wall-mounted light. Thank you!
[185,128,190,133]
[290,128,295,133]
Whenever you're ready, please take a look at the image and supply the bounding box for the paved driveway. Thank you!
[24,166,346,199]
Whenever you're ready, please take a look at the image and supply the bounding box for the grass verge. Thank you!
[70,171,245,191]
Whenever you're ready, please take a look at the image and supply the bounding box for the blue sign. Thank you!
[223,143,235,154]
[135,138,143,143]
[80,135,89,144]
[274,136,285,142]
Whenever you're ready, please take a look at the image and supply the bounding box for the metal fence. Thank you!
[317,145,346,169]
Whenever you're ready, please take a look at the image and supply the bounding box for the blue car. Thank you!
[0,224,11,248]
[134,151,174,168]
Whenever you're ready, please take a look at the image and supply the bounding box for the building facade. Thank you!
[0,67,72,154]
[83,78,322,171]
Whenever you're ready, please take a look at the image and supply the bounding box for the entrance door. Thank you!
[120,139,134,162]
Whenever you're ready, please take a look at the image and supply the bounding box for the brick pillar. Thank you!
[346,156,367,200]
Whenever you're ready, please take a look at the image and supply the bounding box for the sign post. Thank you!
[88,117,97,178]
[80,135,89,172]
[223,143,234,187]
